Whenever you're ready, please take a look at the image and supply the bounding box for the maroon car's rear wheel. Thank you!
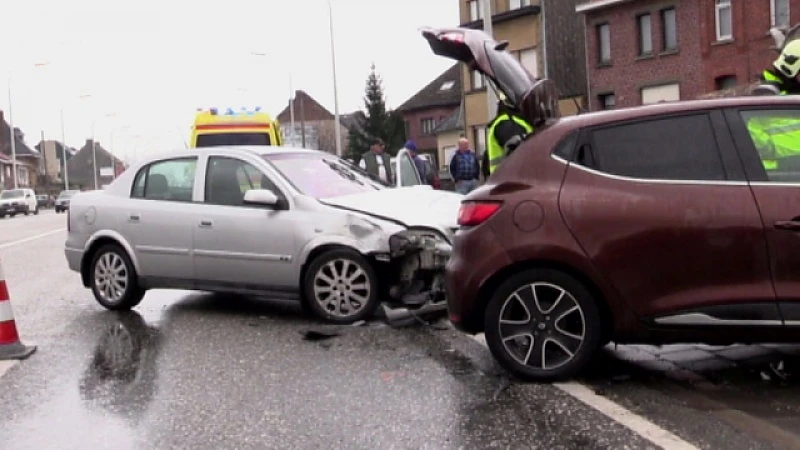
[484,268,603,382]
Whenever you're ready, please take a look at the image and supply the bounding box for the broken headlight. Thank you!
[388,229,451,267]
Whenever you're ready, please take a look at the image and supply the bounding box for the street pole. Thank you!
[482,0,497,124]
[60,108,69,189]
[328,0,343,157]
[40,130,47,193]
[91,122,98,190]
[289,73,296,144]
[7,77,17,189]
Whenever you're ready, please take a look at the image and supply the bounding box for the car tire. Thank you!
[33,205,39,215]
[484,268,603,382]
[302,248,380,324]
[89,244,145,311]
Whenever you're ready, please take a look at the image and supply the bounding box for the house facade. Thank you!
[0,111,40,189]
[434,100,465,172]
[459,0,588,156]
[67,139,125,189]
[578,0,798,110]
[277,90,348,155]
[396,64,462,164]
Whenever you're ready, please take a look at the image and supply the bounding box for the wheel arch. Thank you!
[80,231,139,288]
[470,259,614,340]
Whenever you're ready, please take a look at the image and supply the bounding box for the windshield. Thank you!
[0,190,23,199]
[58,190,77,199]
[263,152,388,198]
[196,132,271,147]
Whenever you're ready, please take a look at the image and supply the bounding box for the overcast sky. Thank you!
[0,0,458,162]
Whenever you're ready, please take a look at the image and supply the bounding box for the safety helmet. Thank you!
[774,39,800,78]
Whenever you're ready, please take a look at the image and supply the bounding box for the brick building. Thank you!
[578,0,799,110]
[277,90,348,155]
[396,64,462,162]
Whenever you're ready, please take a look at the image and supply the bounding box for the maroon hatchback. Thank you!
[418,27,800,382]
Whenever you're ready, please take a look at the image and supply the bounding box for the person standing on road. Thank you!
[449,138,481,194]
[403,140,431,185]
[483,99,534,176]
[359,138,393,184]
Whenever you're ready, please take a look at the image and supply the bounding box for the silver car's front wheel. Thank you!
[89,244,145,311]
[302,248,380,324]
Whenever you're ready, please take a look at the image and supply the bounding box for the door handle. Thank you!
[199,219,213,228]
[128,213,140,223]
[774,220,800,231]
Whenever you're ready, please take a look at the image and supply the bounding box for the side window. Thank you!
[588,114,727,181]
[205,156,284,206]
[739,109,800,183]
[131,157,197,202]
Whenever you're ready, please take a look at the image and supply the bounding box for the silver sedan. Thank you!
[64,145,463,324]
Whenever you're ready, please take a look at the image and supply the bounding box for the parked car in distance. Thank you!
[0,188,38,218]
[65,145,463,325]
[55,190,79,213]
[446,95,800,382]
[36,194,55,209]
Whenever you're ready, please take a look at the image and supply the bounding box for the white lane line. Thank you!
[0,228,65,250]
[553,382,699,450]
[0,360,17,378]
[470,334,699,450]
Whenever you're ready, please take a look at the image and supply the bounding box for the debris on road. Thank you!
[301,327,342,341]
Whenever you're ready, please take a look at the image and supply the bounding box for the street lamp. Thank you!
[328,0,343,157]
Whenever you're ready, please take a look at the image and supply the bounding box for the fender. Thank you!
[297,234,388,267]
[84,229,141,275]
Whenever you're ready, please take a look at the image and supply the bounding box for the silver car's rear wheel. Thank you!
[89,244,145,311]
[484,269,603,382]
[302,248,380,324]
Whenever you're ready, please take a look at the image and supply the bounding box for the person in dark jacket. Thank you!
[449,138,481,194]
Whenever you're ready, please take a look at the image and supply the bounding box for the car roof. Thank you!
[552,96,800,131]
[142,145,331,163]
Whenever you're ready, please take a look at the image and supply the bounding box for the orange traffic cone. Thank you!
[0,263,36,360]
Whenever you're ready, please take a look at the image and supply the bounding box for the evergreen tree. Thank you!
[346,64,406,161]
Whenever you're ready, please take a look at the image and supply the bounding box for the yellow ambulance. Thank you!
[190,107,284,148]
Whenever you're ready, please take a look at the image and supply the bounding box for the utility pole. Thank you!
[8,78,17,189]
[61,109,69,190]
[482,0,497,122]
[300,95,306,148]
[328,0,343,157]
[40,130,48,194]
[289,75,296,145]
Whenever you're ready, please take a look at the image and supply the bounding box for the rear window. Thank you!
[196,132,271,147]
[588,113,726,181]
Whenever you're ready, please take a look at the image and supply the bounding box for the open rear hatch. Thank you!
[420,26,561,126]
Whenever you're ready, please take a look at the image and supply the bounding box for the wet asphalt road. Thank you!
[1,211,800,449]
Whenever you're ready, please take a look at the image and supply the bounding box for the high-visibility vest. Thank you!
[486,113,533,174]
[762,70,789,95]
[745,112,800,170]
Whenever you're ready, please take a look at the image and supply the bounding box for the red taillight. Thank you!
[457,201,501,227]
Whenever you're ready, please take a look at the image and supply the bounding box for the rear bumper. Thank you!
[65,247,83,272]
[445,227,512,334]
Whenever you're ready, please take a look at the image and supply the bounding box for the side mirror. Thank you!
[243,189,279,207]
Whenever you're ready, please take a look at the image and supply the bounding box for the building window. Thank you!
[661,8,677,51]
[509,0,530,10]
[471,70,485,90]
[715,75,737,90]
[468,0,482,21]
[440,80,455,91]
[772,0,790,28]
[517,48,539,78]
[597,23,611,64]
[598,93,615,110]
[421,118,436,134]
[637,14,653,56]
[715,0,732,41]
[472,126,487,155]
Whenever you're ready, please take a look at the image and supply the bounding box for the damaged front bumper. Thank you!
[377,229,452,323]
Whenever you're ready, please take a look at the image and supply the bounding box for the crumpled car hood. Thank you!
[320,187,464,235]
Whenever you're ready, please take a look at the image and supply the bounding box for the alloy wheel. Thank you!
[94,252,130,305]
[312,258,371,318]
[497,282,586,371]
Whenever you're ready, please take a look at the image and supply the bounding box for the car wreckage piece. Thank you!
[379,229,452,324]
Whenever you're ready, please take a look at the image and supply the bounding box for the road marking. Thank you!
[553,382,699,450]
[0,228,65,250]
[470,334,699,450]
[0,360,17,378]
